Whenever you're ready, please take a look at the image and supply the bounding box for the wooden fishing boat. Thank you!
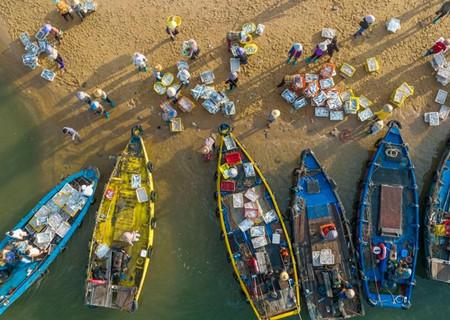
[85,125,156,312]
[290,149,364,319]
[357,121,419,309]
[0,168,100,315]
[425,139,450,283]
[215,124,300,320]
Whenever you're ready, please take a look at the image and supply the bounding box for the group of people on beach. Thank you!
[55,1,450,149]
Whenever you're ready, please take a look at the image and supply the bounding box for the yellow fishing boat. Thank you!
[84,125,156,312]
[215,124,301,320]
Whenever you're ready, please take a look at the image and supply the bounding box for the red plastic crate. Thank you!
[225,152,242,165]
[220,180,236,192]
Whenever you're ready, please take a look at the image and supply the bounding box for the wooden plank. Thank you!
[379,184,403,236]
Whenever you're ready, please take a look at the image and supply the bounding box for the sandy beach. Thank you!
[0,0,448,185]
[1,1,450,320]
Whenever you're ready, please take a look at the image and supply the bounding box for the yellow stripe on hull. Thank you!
[216,132,301,320]
[85,130,155,311]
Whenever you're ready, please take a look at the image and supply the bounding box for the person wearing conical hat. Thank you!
[305,41,328,64]
[202,134,216,162]
[286,42,303,65]
[94,88,116,108]
[374,104,394,121]
[353,15,376,38]
[166,17,180,40]
[267,109,281,128]
[152,64,164,81]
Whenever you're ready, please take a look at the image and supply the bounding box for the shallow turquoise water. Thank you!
[0,77,449,320]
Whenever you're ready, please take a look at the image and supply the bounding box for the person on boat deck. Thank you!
[26,245,43,259]
[121,231,140,246]
[13,240,29,255]
[396,262,412,280]
[338,283,356,300]
[81,184,94,197]
[2,249,17,265]
[320,224,338,241]
[6,228,28,240]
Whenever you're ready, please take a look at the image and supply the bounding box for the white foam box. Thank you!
[359,95,373,109]
[358,108,374,121]
[425,112,440,126]
[321,28,336,39]
[439,105,450,120]
[435,89,448,105]
[330,110,344,121]
[305,73,319,83]
[315,107,330,118]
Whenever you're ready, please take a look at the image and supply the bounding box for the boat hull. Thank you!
[0,168,100,315]
[290,149,364,320]
[216,125,300,320]
[425,139,450,283]
[85,126,155,312]
[356,122,419,309]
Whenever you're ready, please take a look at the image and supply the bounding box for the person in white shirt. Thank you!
[76,91,92,105]
[81,184,94,197]
[6,229,28,240]
[132,52,148,72]
[177,68,191,86]
[62,127,81,142]
[121,231,141,246]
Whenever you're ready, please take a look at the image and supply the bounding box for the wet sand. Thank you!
[0,0,450,319]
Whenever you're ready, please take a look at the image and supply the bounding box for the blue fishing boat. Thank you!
[290,149,364,320]
[0,168,100,315]
[425,139,450,283]
[357,121,419,309]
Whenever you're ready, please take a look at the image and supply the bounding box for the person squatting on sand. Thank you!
[94,88,116,107]
[353,15,376,38]
[46,45,65,70]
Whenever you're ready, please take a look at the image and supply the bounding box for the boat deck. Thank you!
[218,133,298,319]
[291,150,363,319]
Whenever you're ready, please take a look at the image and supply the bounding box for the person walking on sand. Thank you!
[55,0,74,22]
[132,52,148,72]
[76,91,92,105]
[46,45,65,70]
[433,1,450,24]
[62,127,81,143]
[225,72,239,91]
[166,18,179,40]
[353,15,376,38]
[43,24,63,44]
[422,38,450,57]
[277,74,303,91]
[267,109,281,128]
[305,42,328,64]
[286,43,303,65]
[90,100,109,119]
[94,88,116,107]
[327,36,339,60]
